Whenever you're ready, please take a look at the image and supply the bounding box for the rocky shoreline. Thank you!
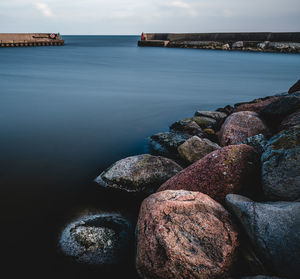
[59,79,300,279]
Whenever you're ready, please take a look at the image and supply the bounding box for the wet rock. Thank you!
[260,96,300,130]
[94,154,182,196]
[194,110,227,122]
[219,111,271,146]
[226,194,300,278]
[278,109,300,131]
[216,105,234,116]
[149,131,190,158]
[136,190,239,279]
[288,79,300,94]
[261,126,300,201]
[158,144,260,204]
[234,97,280,113]
[59,213,132,265]
[170,119,205,137]
[178,136,220,164]
[241,134,268,155]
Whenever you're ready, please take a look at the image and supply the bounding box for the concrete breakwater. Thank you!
[0,33,64,47]
[138,32,300,53]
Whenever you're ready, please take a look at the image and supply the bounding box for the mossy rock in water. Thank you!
[261,125,300,201]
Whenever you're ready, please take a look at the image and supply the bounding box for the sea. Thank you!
[0,35,299,278]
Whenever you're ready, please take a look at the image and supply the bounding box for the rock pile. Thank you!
[59,80,300,279]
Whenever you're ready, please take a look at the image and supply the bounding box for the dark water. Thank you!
[0,35,299,278]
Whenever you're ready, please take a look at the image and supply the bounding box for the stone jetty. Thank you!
[138,32,300,53]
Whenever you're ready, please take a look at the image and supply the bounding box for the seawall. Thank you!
[0,33,64,47]
[138,32,300,53]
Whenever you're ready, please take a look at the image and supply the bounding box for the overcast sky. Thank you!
[0,0,299,35]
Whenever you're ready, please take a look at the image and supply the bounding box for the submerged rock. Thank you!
[59,213,132,265]
[136,190,239,279]
[219,111,270,146]
[261,126,300,201]
[149,131,190,158]
[226,194,300,278]
[94,154,182,196]
[260,96,300,130]
[158,144,260,204]
[178,136,220,164]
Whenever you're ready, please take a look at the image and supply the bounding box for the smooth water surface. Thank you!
[0,36,299,278]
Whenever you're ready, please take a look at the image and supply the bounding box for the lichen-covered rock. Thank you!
[288,79,300,94]
[158,144,260,203]
[170,119,205,137]
[178,136,220,164]
[261,126,300,201]
[94,154,182,196]
[226,194,300,278]
[136,190,239,279]
[241,134,268,155]
[59,213,132,265]
[260,96,300,130]
[219,111,271,146]
[234,97,280,113]
[278,109,300,131]
[149,132,190,158]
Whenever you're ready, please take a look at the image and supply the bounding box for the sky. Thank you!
[0,0,299,35]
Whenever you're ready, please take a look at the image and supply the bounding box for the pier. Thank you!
[138,32,300,53]
[0,33,64,47]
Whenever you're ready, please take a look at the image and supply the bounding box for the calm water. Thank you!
[0,36,299,278]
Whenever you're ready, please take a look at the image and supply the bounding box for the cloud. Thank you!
[35,3,53,17]
[169,1,191,9]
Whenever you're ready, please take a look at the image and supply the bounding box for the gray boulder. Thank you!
[94,154,182,195]
[169,119,205,137]
[226,194,300,278]
[149,131,190,158]
[194,110,227,121]
[261,126,300,201]
[178,136,220,164]
[59,213,132,265]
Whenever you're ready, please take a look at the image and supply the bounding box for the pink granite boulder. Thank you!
[234,97,280,113]
[158,144,259,203]
[219,111,270,146]
[136,190,239,279]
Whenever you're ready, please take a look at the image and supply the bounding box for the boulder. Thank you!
[278,109,300,131]
[234,97,280,113]
[149,132,190,158]
[261,126,300,201]
[178,136,220,164]
[233,41,244,48]
[241,134,268,155]
[136,190,239,279]
[59,213,132,265]
[226,194,300,278]
[94,154,182,196]
[170,119,205,137]
[158,144,260,203]
[191,116,217,129]
[288,79,300,94]
[216,105,234,116]
[194,110,227,122]
[219,111,271,146]
[260,96,300,130]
